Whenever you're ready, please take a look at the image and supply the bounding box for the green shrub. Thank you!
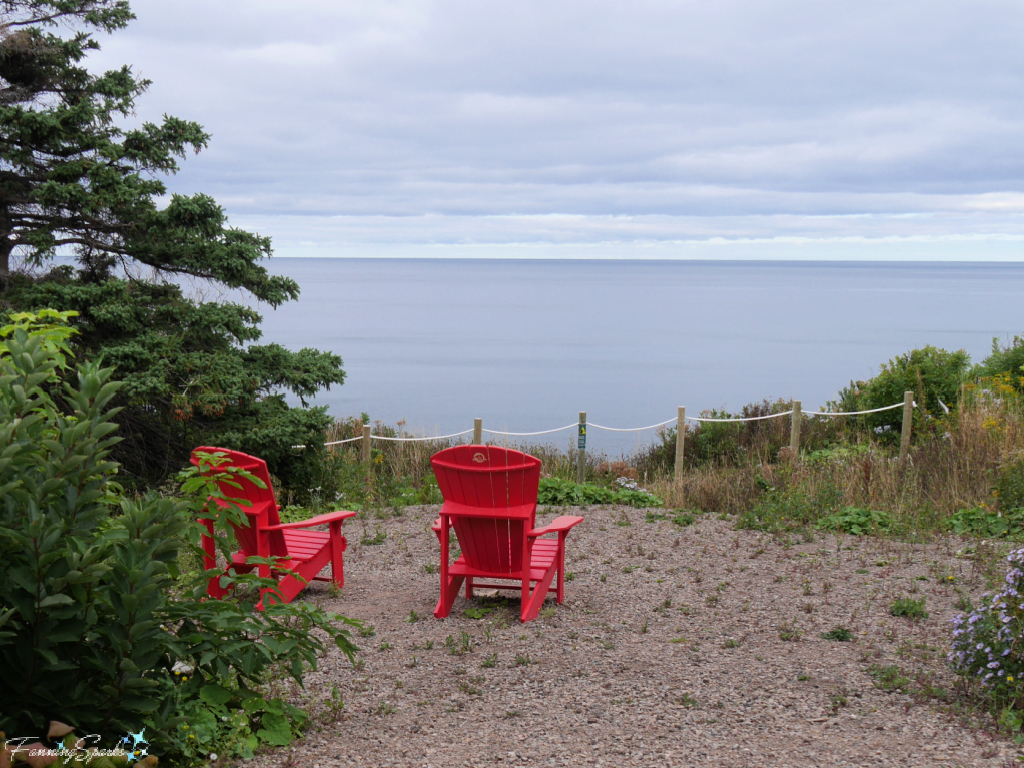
[817,507,892,536]
[0,316,359,764]
[853,345,970,438]
[537,477,662,508]
[947,506,1024,539]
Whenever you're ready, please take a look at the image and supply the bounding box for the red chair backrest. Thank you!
[431,446,541,575]
[190,447,287,558]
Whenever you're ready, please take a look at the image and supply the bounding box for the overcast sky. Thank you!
[90,0,1024,260]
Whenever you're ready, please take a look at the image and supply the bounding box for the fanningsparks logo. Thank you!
[2,725,154,766]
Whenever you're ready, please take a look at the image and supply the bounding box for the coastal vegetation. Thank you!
[0,0,344,501]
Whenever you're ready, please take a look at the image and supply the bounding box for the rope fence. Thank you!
[304,390,919,481]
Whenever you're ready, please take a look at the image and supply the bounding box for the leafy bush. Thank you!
[817,507,892,536]
[853,345,970,437]
[950,547,1024,709]
[0,316,358,764]
[537,477,662,508]
[947,506,1024,540]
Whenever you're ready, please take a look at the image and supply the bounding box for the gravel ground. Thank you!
[245,505,1020,768]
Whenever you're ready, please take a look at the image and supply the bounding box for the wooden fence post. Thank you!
[473,418,482,445]
[674,406,686,479]
[790,400,802,457]
[899,391,913,463]
[361,424,371,463]
[576,411,587,485]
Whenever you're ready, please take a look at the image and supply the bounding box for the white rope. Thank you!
[588,417,677,432]
[301,399,915,449]
[806,402,907,417]
[688,410,793,423]
[482,423,578,437]
[324,436,363,446]
[371,429,473,442]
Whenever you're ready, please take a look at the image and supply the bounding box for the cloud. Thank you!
[85,0,1024,257]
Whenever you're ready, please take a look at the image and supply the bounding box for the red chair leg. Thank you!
[521,565,558,622]
[465,577,474,599]
[556,531,567,603]
[434,574,465,618]
[330,523,346,588]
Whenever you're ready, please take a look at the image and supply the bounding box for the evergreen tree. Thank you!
[0,0,344,495]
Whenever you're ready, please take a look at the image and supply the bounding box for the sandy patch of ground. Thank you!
[245,505,1019,768]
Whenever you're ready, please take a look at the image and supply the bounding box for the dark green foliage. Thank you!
[844,346,969,438]
[0,321,359,763]
[537,477,662,508]
[816,507,892,536]
[820,625,854,642]
[947,506,1024,540]
[0,1,344,499]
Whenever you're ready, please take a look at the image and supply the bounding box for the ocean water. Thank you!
[256,259,1024,455]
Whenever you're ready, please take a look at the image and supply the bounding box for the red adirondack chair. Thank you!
[430,445,583,622]
[190,447,357,610]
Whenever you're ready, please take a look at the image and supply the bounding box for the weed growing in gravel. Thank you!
[361,526,387,545]
[379,641,392,651]
[464,606,492,619]
[375,701,397,715]
[481,653,497,668]
[457,680,481,696]
[566,572,575,581]
[722,638,741,649]
[424,640,434,650]
[352,658,365,671]
[422,563,438,574]
[891,597,929,620]
[821,626,854,642]
[407,610,419,623]
[540,606,557,620]
[778,621,803,641]
[514,653,534,666]
[358,624,376,638]
[869,664,910,692]
[676,693,700,707]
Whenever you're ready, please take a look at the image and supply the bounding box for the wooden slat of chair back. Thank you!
[192,446,287,558]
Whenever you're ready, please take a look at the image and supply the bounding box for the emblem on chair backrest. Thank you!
[472,452,486,463]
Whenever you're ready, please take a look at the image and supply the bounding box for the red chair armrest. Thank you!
[528,515,584,537]
[264,510,358,530]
